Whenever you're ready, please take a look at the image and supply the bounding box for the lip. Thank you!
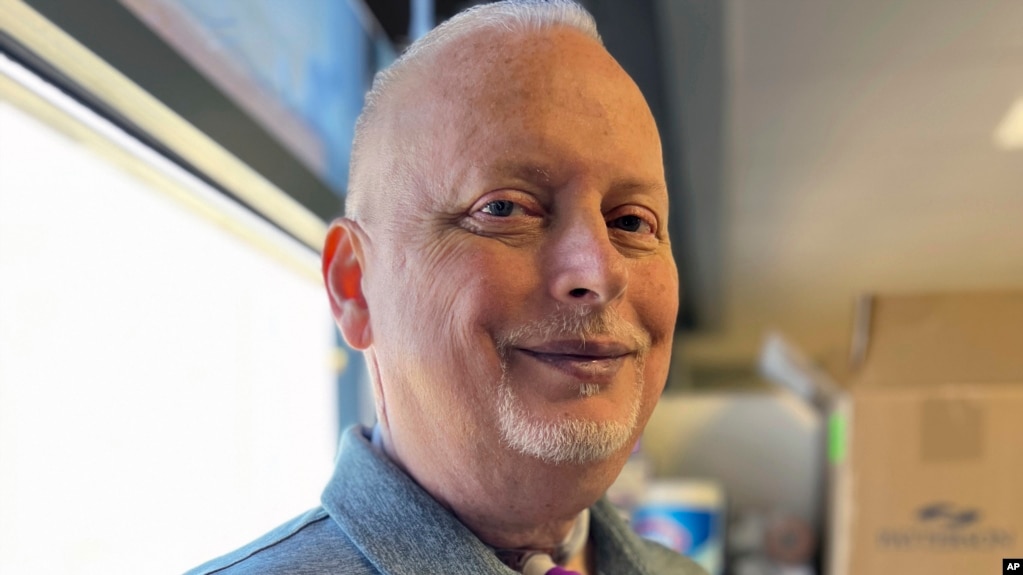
[515,340,634,383]
[519,339,635,357]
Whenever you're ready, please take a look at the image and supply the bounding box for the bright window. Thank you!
[0,56,338,574]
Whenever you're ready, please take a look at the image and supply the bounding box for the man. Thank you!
[188,1,703,573]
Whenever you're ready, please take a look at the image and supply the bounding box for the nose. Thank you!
[545,211,628,307]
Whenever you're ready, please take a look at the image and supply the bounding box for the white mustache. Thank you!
[496,305,651,355]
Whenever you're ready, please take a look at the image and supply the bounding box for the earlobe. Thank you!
[322,219,373,350]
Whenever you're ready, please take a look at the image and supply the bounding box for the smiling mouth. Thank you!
[516,346,632,383]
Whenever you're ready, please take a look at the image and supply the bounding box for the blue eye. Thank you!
[611,214,648,233]
[481,200,517,217]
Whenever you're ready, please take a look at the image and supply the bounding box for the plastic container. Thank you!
[632,480,726,575]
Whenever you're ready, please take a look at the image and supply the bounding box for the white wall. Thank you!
[644,392,822,527]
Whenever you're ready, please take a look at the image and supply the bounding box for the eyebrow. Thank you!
[481,160,666,196]
[608,176,668,194]
[484,161,555,187]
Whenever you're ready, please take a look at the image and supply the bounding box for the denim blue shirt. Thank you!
[185,425,705,575]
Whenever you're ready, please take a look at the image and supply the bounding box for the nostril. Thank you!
[568,288,590,298]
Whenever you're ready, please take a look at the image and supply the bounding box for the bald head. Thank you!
[345,0,605,223]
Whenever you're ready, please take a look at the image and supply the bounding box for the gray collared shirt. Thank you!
[185,425,706,574]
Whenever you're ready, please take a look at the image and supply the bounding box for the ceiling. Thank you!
[679,0,1023,371]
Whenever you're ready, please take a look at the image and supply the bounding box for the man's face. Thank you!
[358,28,678,477]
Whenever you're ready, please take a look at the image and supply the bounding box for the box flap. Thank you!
[759,331,842,410]
[850,291,1023,387]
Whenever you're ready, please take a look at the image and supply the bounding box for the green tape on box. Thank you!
[829,412,847,465]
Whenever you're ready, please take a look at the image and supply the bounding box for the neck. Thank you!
[494,509,593,575]
[455,500,595,575]
[450,497,581,550]
[372,422,624,561]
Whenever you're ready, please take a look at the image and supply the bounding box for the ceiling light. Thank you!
[994,97,1023,150]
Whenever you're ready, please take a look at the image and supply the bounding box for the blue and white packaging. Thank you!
[632,480,726,575]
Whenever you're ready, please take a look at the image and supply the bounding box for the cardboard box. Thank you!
[827,292,1023,575]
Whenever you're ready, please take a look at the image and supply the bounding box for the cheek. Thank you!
[378,236,536,386]
[419,237,538,327]
[631,255,679,342]
[414,243,543,427]
[630,256,678,406]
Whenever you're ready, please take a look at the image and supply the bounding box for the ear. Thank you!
[322,218,372,350]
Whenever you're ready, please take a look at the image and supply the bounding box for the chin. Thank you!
[495,379,641,466]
